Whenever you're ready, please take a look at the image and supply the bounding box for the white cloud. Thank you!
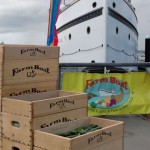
[0,0,49,45]
[0,0,150,50]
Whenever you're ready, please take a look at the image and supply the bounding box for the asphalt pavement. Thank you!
[102,115,150,150]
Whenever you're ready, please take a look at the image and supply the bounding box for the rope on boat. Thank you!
[59,44,103,57]
[107,44,139,61]
[60,44,139,61]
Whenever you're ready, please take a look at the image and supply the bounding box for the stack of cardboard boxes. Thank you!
[0,45,88,149]
[0,45,58,149]
[0,45,124,150]
[34,117,124,150]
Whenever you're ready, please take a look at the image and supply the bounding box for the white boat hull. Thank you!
[57,0,138,64]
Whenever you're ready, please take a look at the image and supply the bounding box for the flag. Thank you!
[47,0,61,46]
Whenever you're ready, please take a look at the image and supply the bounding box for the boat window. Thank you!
[128,34,130,40]
[87,26,91,34]
[12,147,20,150]
[108,8,138,37]
[57,8,103,34]
[113,2,116,8]
[92,2,97,8]
[116,27,119,34]
[69,34,71,40]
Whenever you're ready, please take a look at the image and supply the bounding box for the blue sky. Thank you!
[0,0,149,50]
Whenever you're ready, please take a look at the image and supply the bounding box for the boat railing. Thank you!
[58,62,150,89]
[59,0,80,14]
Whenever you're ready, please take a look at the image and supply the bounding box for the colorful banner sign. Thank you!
[62,72,150,116]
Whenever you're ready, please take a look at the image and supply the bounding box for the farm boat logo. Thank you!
[12,65,50,77]
[20,48,45,56]
[49,99,75,109]
[85,77,130,108]
[9,88,47,96]
[41,117,76,128]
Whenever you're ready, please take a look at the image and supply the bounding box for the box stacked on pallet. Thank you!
[0,45,88,150]
[34,117,124,150]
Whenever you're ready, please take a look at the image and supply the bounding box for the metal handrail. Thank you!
[59,62,150,68]
[58,62,150,89]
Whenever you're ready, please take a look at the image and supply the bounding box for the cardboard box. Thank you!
[0,113,1,134]
[0,140,1,150]
[0,44,60,110]
[0,118,1,149]
[2,138,32,150]
[34,138,123,150]
[2,91,88,117]
[0,81,58,112]
[34,117,124,150]
[2,108,87,145]
[0,134,1,150]
[1,81,58,97]
[0,45,59,60]
[2,59,58,85]
[2,91,88,145]
[0,45,59,86]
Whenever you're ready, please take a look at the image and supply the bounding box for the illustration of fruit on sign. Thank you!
[84,77,130,108]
